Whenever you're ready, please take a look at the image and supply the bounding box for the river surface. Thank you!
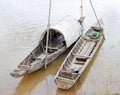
[0,0,120,95]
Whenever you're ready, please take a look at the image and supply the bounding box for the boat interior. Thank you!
[58,28,101,80]
[41,29,66,53]
[18,29,66,66]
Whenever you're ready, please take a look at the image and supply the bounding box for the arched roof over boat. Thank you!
[40,16,82,48]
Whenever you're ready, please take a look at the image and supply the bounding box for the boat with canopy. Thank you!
[10,0,83,78]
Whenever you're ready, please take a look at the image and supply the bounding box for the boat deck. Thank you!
[58,40,97,79]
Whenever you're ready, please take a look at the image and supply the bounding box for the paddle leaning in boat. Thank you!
[54,19,105,89]
[10,16,83,78]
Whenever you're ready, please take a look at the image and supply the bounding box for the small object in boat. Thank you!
[91,31,99,37]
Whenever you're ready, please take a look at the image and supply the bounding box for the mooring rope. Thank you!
[45,0,52,69]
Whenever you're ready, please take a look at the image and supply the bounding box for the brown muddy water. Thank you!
[0,0,120,95]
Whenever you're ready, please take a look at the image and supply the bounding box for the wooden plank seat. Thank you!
[74,42,96,64]
[18,64,30,69]
[43,46,59,50]
[79,42,92,55]
[60,70,78,79]
[34,57,41,60]
[34,54,45,60]
[79,41,96,57]
[84,37,100,42]
[43,46,59,53]
[91,26,103,31]
[60,73,77,79]
[60,64,81,79]
[75,60,85,65]
[84,42,96,56]
[76,55,91,59]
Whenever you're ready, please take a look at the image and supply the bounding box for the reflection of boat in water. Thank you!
[54,19,105,89]
[10,16,82,78]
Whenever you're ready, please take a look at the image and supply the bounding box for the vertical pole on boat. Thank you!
[89,0,105,39]
[89,0,101,28]
[45,0,52,69]
[80,0,83,18]
[80,0,84,34]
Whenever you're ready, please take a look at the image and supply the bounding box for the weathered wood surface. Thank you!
[55,24,105,89]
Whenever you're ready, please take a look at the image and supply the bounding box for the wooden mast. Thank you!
[79,0,84,34]
[45,0,52,69]
[80,0,83,19]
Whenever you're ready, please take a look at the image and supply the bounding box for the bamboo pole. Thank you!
[89,0,105,40]
[80,0,83,18]
[80,0,84,34]
[45,0,52,69]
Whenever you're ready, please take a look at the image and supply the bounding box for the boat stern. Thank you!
[10,65,31,78]
[10,68,27,78]
[55,77,74,89]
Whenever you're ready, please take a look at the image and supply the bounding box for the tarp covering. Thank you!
[40,16,82,48]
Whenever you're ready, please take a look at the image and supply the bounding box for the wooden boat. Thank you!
[10,16,82,78]
[54,19,105,89]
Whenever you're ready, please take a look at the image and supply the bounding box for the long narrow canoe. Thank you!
[54,19,105,89]
[10,16,82,78]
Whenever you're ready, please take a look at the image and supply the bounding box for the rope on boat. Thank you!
[89,0,105,40]
[45,0,52,69]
